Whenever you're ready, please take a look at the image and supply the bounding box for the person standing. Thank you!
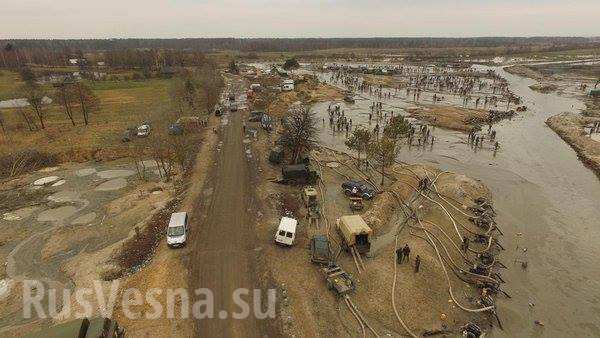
[414,255,421,273]
[396,248,403,264]
[402,244,411,262]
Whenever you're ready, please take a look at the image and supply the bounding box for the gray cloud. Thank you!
[1,0,599,38]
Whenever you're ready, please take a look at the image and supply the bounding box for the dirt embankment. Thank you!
[406,104,490,132]
[504,65,546,82]
[546,113,600,177]
[505,65,559,93]
[261,77,343,118]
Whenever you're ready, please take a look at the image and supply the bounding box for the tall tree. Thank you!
[370,136,400,186]
[383,115,411,140]
[345,127,372,168]
[281,106,318,164]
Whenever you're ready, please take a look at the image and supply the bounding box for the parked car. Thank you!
[249,110,264,122]
[167,212,188,248]
[275,217,297,246]
[168,123,183,135]
[342,180,375,200]
[310,234,331,264]
[137,124,150,137]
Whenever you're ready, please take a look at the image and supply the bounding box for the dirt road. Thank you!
[187,87,270,337]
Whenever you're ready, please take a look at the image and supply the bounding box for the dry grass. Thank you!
[0,73,175,164]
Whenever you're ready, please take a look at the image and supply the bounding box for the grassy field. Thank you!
[0,71,177,163]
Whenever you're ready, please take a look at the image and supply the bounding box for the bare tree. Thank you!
[20,83,48,129]
[54,81,76,126]
[198,62,224,114]
[281,106,318,164]
[16,106,35,131]
[74,82,100,125]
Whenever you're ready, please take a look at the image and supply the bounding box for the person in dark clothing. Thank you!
[414,255,421,273]
[402,244,411,262]
[396,248,403,264]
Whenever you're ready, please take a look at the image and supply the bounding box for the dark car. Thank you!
[342,180,375,200]
[310,234,331,264]
[249,110,264,122]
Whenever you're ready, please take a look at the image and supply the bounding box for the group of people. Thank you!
[396,244,421,273]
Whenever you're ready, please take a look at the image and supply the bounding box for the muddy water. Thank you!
[313,67,600,336]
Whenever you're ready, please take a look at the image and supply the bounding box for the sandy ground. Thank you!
[247,119,503,337]
[0,159,172,336]
[546,113,600,178]
[111,112,221,337]
[263,77,343,118]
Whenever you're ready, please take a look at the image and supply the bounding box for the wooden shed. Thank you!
[337,215,372,254]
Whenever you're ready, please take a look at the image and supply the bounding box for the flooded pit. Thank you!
[312,64,600,337]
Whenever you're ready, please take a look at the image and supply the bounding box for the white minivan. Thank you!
[167,212,188,248]
[274,217,297,246]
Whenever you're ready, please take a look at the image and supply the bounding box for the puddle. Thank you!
[38,166,60,173]
[140,160,159,168]
[96,169,135,179]
[71,212,96,225]
[37,205,78,222]
[0,279,12,299]
[51,179,66,187]
[47,190,81,203]
[2,206,39,221]
[95,178,127,191]
[33,176,61,186]
[76,168,97,177]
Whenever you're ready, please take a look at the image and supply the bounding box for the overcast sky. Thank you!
[1,0,599,39]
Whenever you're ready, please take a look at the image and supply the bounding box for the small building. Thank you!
[337,215,372,254]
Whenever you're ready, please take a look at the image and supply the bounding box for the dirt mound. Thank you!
[407,104,489,132]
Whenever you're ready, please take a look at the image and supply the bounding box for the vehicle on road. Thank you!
[282,79,295,91]
[23,317,124,338]
[342,180,375,199]
[167,212,188,248]
[275,216,297,246]
[310,234,331,264]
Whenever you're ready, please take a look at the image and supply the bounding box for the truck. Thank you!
[281,163,318,184]
[23,317,124,338]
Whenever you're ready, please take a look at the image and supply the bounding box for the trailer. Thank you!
[323,265,355,297]
[337,215,372,254]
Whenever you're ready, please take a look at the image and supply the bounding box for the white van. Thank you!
[275,217,297,246]
[282,79,295,91]
[167,212,188,248]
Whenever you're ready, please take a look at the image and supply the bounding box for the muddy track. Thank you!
[187,89,273,336]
